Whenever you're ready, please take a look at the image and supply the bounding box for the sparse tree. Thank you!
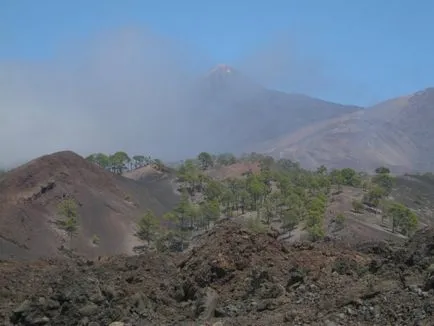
[352,199,364,213]
[282,209,299,232]
[133,155,146,169]
[92,234,100,246]
[363,186,385,207]
[204,179,223,201]
[375,166,391,174]
[246,175,264,210]
[197,152,214,170]
[136,210,158,244]
[316,165,327,175]
[262,197,275,224]
[216,153,237,166]
[308,224,325,242]
[372,172,394,195]
[340,168,362,187]
[162,211,179,229]
[200,199,220,228]
[57,198,79,248]
[110,151,130,174]
[153,158,166,171]
[388,202,418,235]
[85,154,97,164]
[335,213,346,229]
[95,153,110,169]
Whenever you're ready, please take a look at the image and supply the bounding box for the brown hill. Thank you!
[206,162,261,180]
[0,151,179,260]
[123,165,165,182]
[262,88,434,173]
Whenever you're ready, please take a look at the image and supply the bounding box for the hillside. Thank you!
[0,151,179,260]
[262,88,434,172]
[183,65,361,155]
[1,152,434,324]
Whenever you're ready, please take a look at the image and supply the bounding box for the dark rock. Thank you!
[423,275,434,291]
[283,310,298,322]
[286,267,305,289]
[26,315,50,325]
[259,283,285,299]
[78,303,99,317]
[332,257,359,276]
[13,299,31,314]
[195,287,219,321]
[46,299,60,309]
[102,286,117,300]
[256,300,276,312]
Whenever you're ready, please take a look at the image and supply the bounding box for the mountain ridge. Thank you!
[261,87,434,172]
[185,64,362,156]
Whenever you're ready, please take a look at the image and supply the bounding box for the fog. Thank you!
[0,27,330,168]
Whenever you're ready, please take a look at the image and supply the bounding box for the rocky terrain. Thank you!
[2,149,434,325]
[1,219,434,325]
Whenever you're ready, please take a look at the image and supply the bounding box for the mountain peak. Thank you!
[207,64,235,76]
[203,64,261,93]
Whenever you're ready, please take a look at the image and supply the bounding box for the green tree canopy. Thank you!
[57,198,79,247]
[388,202,418,235]
[110,151,130,174]
[375,166,391,174]
[197,152,214,170]
[137,210,158,244]
[132,155,146,168]
[216,153,237,166]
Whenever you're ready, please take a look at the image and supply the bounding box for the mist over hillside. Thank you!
[0,28,359,168]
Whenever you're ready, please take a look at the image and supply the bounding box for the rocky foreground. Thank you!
[1,220,434,326]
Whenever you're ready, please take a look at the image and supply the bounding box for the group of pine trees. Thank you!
[58,150,420,250]
[85,151,166,174]
[136,151,420,248]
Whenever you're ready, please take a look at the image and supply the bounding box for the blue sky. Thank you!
[1,0,434,105]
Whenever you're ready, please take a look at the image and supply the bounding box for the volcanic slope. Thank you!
[183,65,361,155]
[264,88,434,172]
[0,151,179,260]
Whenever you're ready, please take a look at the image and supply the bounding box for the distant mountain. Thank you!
[262,88,434,173]
[182,64,362,155]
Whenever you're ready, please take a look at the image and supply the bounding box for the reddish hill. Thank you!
[206,162,261,180]
[0,151,179,260]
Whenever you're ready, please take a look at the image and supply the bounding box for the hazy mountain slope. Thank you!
[0,151,179,259]
[183,65,361,154]
[263,88,434,172]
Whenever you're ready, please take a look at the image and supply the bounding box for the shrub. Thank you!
[336,213,346,227]
[352,199,364,213]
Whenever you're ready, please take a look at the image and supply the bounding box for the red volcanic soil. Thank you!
[0,151,178,260]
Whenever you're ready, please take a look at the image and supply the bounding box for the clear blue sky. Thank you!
[1,0,433,106]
